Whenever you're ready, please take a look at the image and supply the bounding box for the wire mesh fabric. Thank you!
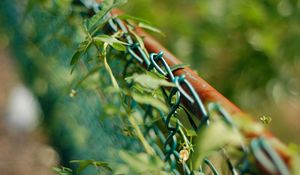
[72,1,293,174]
[1,0,296,174]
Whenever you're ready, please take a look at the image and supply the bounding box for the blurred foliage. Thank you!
[0,1,142,174]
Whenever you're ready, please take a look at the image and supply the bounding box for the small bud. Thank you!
[260,115,272,124]
[179,149,189,163]
[69,89,77,98]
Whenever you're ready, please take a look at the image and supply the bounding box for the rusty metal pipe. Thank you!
[110,9,292,174]
[134,27,293,175]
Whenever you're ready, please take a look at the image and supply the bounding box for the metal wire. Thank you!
[76,1,291,174]
[108,17,227,174]
[108,16,216,174]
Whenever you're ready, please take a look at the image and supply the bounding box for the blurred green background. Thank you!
[0,0,299,174]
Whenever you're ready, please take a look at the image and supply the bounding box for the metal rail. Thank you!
[76,1,294,174]
[109,9,292,175]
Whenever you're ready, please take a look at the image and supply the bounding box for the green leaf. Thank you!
[233,116,264,136]
[125,72,175,90]
[138,22,165,36]
[87,0,128,32]
[70,159,112,173]
[52,166,73,175]
[70,160,91,173]
[185,128,197,137]
[118,151,164,174]
[111,42,126,51]
[70,51,81,66]
[94,35,127,45]
[132,93,169,113]
[127,26,149,57]
[117,14,151,24]
[192,120,242,168]
[94,35,127,51]
[70,39,92,66]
